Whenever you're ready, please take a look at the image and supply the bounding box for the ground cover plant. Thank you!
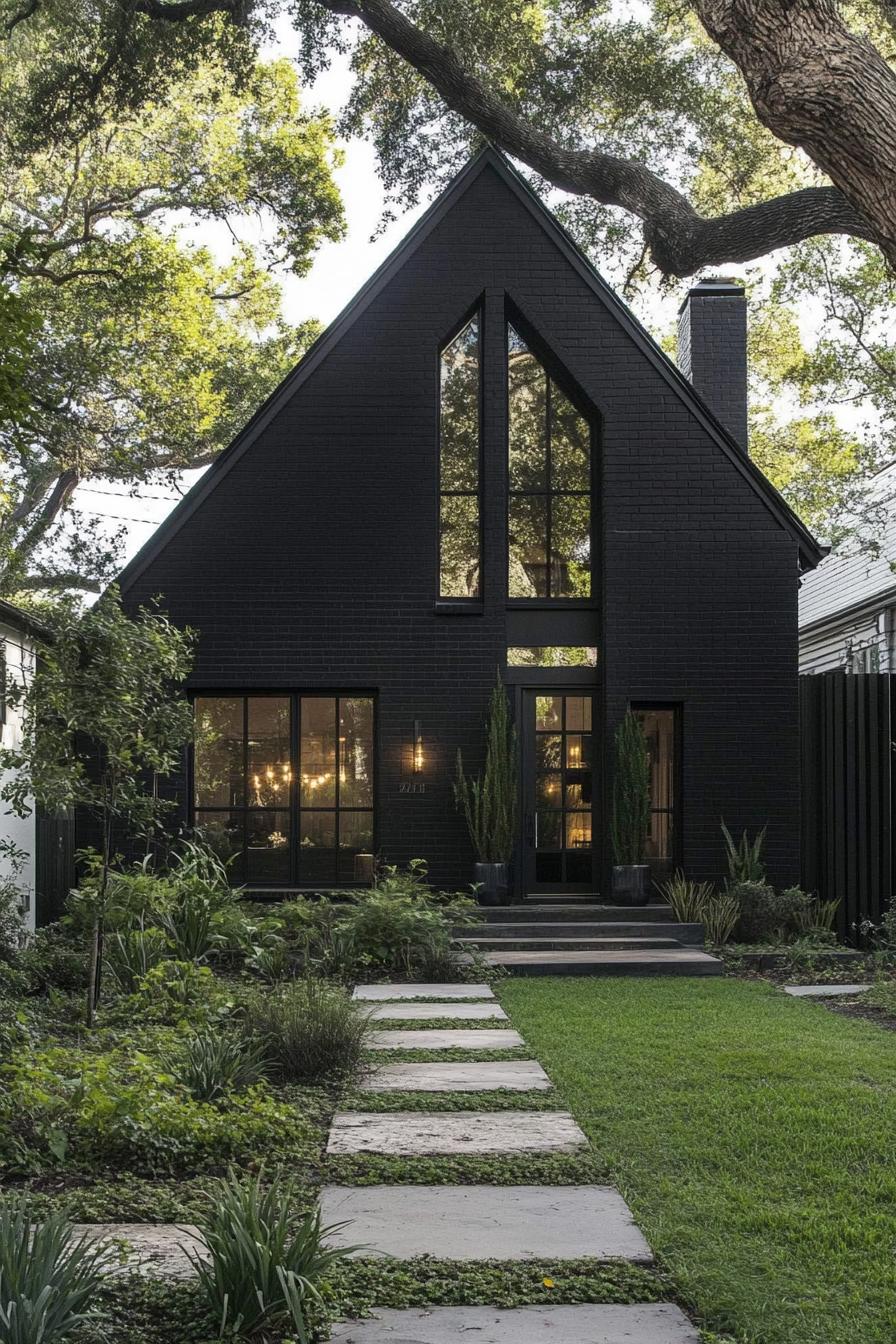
[501,975,896,1344]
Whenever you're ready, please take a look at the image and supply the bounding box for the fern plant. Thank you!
[610,711,651,866]
[454,675,519,863]
[721,819,767,884]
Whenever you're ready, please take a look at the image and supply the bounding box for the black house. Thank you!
[117,149,823,899]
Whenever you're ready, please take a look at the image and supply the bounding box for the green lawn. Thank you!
[500,976,896,1344]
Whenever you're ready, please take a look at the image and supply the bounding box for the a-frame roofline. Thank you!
[118,145,825,592]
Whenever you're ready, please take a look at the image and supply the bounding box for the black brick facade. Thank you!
[114,153,817,893]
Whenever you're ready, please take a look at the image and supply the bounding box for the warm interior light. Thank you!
[413,720,424,774]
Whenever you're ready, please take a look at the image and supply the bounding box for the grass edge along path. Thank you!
[500,974,896,1344]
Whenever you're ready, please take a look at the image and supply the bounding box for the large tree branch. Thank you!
[695,0,896,269]
[310,0,881,275]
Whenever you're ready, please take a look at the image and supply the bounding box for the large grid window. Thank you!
[508,326,592,599]
[193,694,374,886]
[634,706,678,880]
[439,315,481,598]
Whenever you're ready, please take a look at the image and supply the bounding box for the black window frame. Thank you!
[437,306,484,603]
[190,690,377,888]
[505,319,596,605]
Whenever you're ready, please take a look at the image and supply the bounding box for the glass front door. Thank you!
[524,691,595,891]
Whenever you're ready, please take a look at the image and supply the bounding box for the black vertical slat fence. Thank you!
[800,671,895,940]
[35,806,75,926]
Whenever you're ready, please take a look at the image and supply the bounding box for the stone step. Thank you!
[327,1110,587,1156]
[353,983,494,1001]
[329,1305,702,1343]
[368,1027,524,1050]
[366,1001,508,1021]
[457,935,686,952]
[464,920,703,943]
[361,1060,552,1092]
[479,948,724,977]
[319,1185,653,1262]
[485,903,676,922]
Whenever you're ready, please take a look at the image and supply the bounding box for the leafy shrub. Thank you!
[721,819,767,883]
[788,889,839,934]
[657,871,714,923]
[0,1193,111,1343]
[163,1029,269,1104]
[125,960,223,1026]
[730,882,816,943]
[18,924,87,994]
[865,980,896,1016]
[0,877,25,961]
[190,1170,354,1342]
[701,891,740,946]
[245,937,295,983]
[1,1046,312,1176]
[243,978,369,1083]
[330,889,469,981]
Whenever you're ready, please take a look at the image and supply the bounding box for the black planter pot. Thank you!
[612,864,650,906]
[474,861,510,906]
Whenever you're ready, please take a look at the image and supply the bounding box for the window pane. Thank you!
[339,811,374,851]
[536,810,562,849]
[339,698,373,807]
[566,812,592,848]
[508,494,548,597]
[551,386,590,491]
[565,697,592,732]
[194,697,244,807]
[507,646,598,667]
[535,734,562,769]
[638,708,676,862]
[299,810,336,850]
[246,810,290,883]
[535,697,562,731]
[194,810,244,881]
[566,733,592,769]
[508,330,547,491]
[551,494,591,597]
[440,318,479,492]
[248,698,291,809]
[536,772,562,806]
[440,494,480,598]
[300,698,336,806]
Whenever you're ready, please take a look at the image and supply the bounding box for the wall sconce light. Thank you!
[413,719,424,774]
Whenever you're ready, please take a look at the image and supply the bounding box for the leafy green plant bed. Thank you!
[720,944,892,984]
[362,1046,531,1063]
[501,976,896,1344]
[339,1089,561,1113]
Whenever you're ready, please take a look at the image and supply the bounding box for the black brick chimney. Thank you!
[677,278,748,452]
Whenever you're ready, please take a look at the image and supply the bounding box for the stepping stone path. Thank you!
[784,982,871,997]
[362,1059,552,1092]
[365,1000,508,1020]
[327,984,701,1342]
[71,1224,203,1279]
[368,1027,524,1050]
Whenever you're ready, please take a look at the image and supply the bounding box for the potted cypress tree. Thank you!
[454,676,519,905]
[610,711,652,906]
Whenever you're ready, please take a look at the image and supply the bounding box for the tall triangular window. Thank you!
[439,315,481,598]
[507,326,592,598]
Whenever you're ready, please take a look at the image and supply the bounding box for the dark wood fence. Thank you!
[800,671,895,939]
[35,806,75,926]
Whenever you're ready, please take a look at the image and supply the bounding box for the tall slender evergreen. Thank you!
[454,675,519,863]
[611,710,651,866]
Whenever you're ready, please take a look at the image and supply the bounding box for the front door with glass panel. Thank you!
[524,691,595,892]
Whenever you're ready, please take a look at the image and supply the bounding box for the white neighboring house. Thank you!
[0,597,48,933]
[799,463,896,674]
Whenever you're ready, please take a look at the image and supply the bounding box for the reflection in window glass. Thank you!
[440,316,481,597]
[508,326,592,599]
[193,695,374,885]
[507,647,598,667]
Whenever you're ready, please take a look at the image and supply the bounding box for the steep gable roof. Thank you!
[118,146,824,592]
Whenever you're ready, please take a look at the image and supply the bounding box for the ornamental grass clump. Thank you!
[190,1170,357,1343]
[657,871,714,923]
[163,1028,269,1104]
[0,1194,111,1344]
[243,977,369,1083]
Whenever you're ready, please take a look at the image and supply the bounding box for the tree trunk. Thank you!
[695,0,896,267]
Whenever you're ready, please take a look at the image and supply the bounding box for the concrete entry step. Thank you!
[487,904,676,923]
[326,1111,587,1156]
[481,948,724,977]
[329,1305,702,1343]
[366,1002,508,1021]
[319,1185,653,1262]
[361,1060,552,1092]
[458,936,686,952]
[353,984,495,1000]
[462,921,704,944]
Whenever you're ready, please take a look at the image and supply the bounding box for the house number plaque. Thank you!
[399,782,426,795]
